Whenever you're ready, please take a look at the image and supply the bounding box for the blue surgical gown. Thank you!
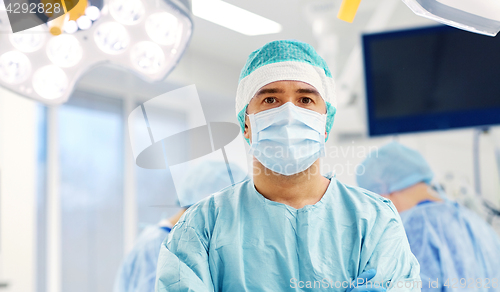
[400,200,500,291]
[114,225,170,292]
[155,177,421,291]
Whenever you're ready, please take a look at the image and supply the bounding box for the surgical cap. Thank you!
[235,40,337,142]
[177,161,247,207]
[356,142,434,195]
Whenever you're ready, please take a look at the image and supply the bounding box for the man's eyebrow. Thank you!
[256,88,285,96]
[296,88,320,96]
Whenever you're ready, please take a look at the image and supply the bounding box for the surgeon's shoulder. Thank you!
[333,178,399,217]
[174,178,251,232]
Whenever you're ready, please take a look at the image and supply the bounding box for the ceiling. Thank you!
[76,0,438,126]
[2,0,439,101]
[186,0,436,76]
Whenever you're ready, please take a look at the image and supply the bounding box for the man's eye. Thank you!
[301,97,313,104]
[264,97,276,104]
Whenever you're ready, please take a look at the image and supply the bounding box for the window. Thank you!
[59,92,124,292]
[36,89,188,292]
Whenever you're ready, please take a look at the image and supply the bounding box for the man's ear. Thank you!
[244,116,251,140]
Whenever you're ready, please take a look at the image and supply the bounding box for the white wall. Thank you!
[0,88,38,292]
[325,128,500,207]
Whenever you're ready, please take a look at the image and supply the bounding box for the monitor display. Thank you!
[362,25,500,136]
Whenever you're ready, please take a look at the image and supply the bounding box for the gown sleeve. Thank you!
[362,208,422,292]
[155,221,214,292]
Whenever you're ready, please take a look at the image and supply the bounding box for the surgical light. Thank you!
[32,65,68,99]
[63,20,78,34]
[402,0,500,36]
[130,41,165,74]
[145,12,179,46]
[76,15,92,30]
[85,6,101,21]
[0,51,31,84]
[46,35,83,68]
[192,0,282,36]
[9,26,46,53]
[0,0,193,104]
[110,0,145,25]
[94,22,130,54]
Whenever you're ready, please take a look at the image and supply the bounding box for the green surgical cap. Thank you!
[235,40,337,143]
[357,142,435,195]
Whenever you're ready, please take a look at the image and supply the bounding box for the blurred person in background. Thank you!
[357,141,500,291]
[114,161,246,292]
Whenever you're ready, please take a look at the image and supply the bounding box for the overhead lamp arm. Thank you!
[337,0,362,23]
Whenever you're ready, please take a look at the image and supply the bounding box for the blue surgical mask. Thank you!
[247,102,327,176]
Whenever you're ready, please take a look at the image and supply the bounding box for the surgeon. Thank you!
[357,142,500,291]
[114,161,246,292]
[155,40,421,292]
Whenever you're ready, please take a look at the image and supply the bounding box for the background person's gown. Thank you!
[114,225,170,292]
[401,200,500,292]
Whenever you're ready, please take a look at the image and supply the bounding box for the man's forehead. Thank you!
[255,81,321,97]
[259,80,316,90]
[251,81,324,105]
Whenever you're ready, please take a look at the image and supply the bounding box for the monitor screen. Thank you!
[362,25,500,136]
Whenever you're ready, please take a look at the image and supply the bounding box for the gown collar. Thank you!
[250,175,335,213]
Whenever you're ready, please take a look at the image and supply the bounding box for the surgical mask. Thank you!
[247,102,326,176]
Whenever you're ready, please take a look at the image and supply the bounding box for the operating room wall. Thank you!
[326,130,500,200]
[0,88,38,292]
[324,128,500,231]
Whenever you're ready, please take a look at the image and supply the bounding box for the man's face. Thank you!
[244,80,327,142]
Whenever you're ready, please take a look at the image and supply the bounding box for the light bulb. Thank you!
[0,13,9,30]
[130,41,165,74]
[85,6,101,21]
[9,26,45,52]
[64,20,78,34]
[109,0,145,25]
[0,51,31,84]
[46,34,83,68]
[32,65,68,100]
[77,15,92,30]
[94,22,130,54]
[145,12,180,46]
